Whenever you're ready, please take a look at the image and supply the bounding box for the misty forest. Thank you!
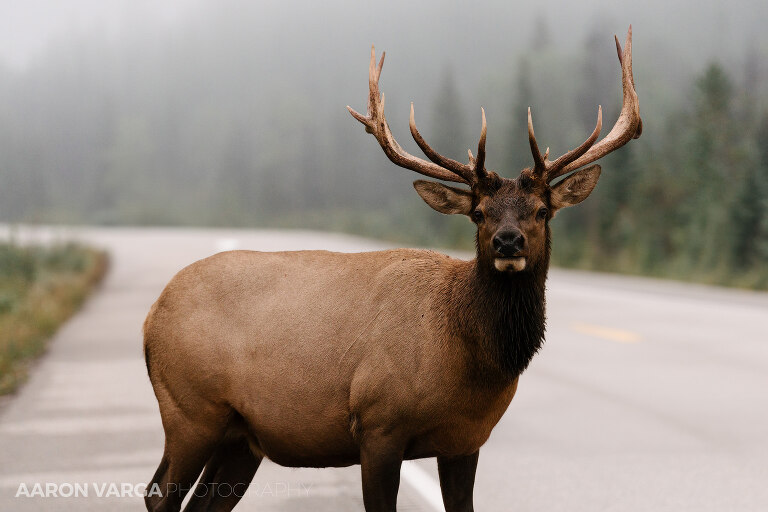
[1,0,767,288]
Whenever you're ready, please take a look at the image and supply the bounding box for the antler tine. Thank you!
[528,107,546,175]
[475,108,488,179]
[347,46,470,184]
[615,34,624,67]
[409,104,475,182]
[554,25,642,177]
[545,106,602,183]
[408,103,490,184]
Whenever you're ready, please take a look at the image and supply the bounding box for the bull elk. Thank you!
[144,27,641,512]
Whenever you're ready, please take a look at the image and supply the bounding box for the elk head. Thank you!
[348,27,642,276]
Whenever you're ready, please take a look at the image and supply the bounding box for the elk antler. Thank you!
[528,26,642,183]
[347,46,488,185]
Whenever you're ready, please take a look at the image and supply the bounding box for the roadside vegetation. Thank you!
[0,242,107,395]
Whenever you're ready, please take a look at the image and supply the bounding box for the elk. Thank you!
[143,27,641,512]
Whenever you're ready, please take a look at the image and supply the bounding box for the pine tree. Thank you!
[682,63,735,273]
[427,67,473,242]
[730,165,765,270]
[731,112,768,277]
[531,15,551,52]
[430,66,467,162]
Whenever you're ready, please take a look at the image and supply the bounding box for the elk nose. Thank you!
[492,231,525,257]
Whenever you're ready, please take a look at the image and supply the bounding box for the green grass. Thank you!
[0,242,108,395]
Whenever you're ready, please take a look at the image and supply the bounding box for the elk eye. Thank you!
[536,207,548,221]
[472,208,484,223]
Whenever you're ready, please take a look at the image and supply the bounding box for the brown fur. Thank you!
[144,248,525,465]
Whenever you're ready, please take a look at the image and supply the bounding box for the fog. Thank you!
[1,0,767,285]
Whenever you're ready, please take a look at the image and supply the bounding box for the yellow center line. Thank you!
[570,322,642,343]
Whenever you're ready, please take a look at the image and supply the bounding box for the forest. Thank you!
[0,1,766,288]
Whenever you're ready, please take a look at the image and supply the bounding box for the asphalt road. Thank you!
[0,226,766,511]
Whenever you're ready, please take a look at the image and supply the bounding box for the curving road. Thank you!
[0,226,766,511]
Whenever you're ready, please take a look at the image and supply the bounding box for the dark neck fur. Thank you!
[451,233,550,383]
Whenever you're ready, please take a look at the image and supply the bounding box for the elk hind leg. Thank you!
[182,436,262,512]
[145,385,229,512]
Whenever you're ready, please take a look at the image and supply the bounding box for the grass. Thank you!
[0,242,108,395]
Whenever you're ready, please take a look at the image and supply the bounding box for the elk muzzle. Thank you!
[492,230,527,272]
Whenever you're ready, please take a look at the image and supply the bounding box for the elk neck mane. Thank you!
[444,229,551,384]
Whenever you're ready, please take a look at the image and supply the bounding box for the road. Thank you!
[0,226,766,511]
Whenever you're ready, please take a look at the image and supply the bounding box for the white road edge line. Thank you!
[401,461,444,511]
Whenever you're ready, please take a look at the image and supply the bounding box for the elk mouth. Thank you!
[494,256,526,272]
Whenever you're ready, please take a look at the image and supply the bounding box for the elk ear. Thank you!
[549,164,601,211]
[413,180,473,216]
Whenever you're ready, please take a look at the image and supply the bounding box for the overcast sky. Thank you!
[0,0,202,68]
[1,0,766,72]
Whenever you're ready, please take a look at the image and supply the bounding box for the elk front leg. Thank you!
[437,451,479,512]
[359,435,404,512]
